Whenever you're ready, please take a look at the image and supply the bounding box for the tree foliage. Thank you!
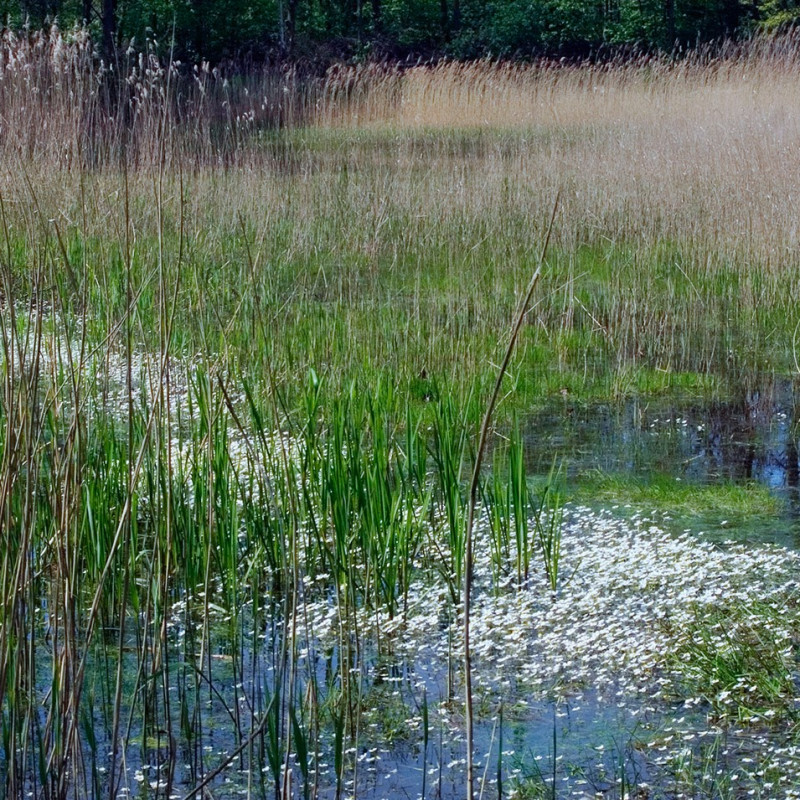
[1,0,798,63]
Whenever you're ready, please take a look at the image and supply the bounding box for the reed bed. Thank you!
[1,27,800,799]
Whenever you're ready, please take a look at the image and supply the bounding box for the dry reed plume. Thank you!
[3,28,800,266]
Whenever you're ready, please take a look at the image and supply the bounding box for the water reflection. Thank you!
[527,377,800,540]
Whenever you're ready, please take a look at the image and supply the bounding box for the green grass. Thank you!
[569,471,783,529]
[666,597,799,723]
[5,191,797,417]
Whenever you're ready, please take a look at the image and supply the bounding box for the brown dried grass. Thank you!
[3,28,800,267]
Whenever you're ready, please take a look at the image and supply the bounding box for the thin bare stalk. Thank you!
[463,194,559,800]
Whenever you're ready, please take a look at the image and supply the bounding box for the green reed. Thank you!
[431,395,470,605]
[533,460,564,595]
[487,427,564,594]
[509,421,530,587]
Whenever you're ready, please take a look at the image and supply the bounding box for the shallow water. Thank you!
[8,358,800,799]
[84,502,799,799]
[527,377,800,547]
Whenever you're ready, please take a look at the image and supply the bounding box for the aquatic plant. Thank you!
[667,598,799,724]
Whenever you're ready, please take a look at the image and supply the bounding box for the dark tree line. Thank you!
[3,0,799,63]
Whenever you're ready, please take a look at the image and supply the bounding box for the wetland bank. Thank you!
[3,30,800,799]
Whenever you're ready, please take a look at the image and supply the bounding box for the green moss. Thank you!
[570,471,783,526]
